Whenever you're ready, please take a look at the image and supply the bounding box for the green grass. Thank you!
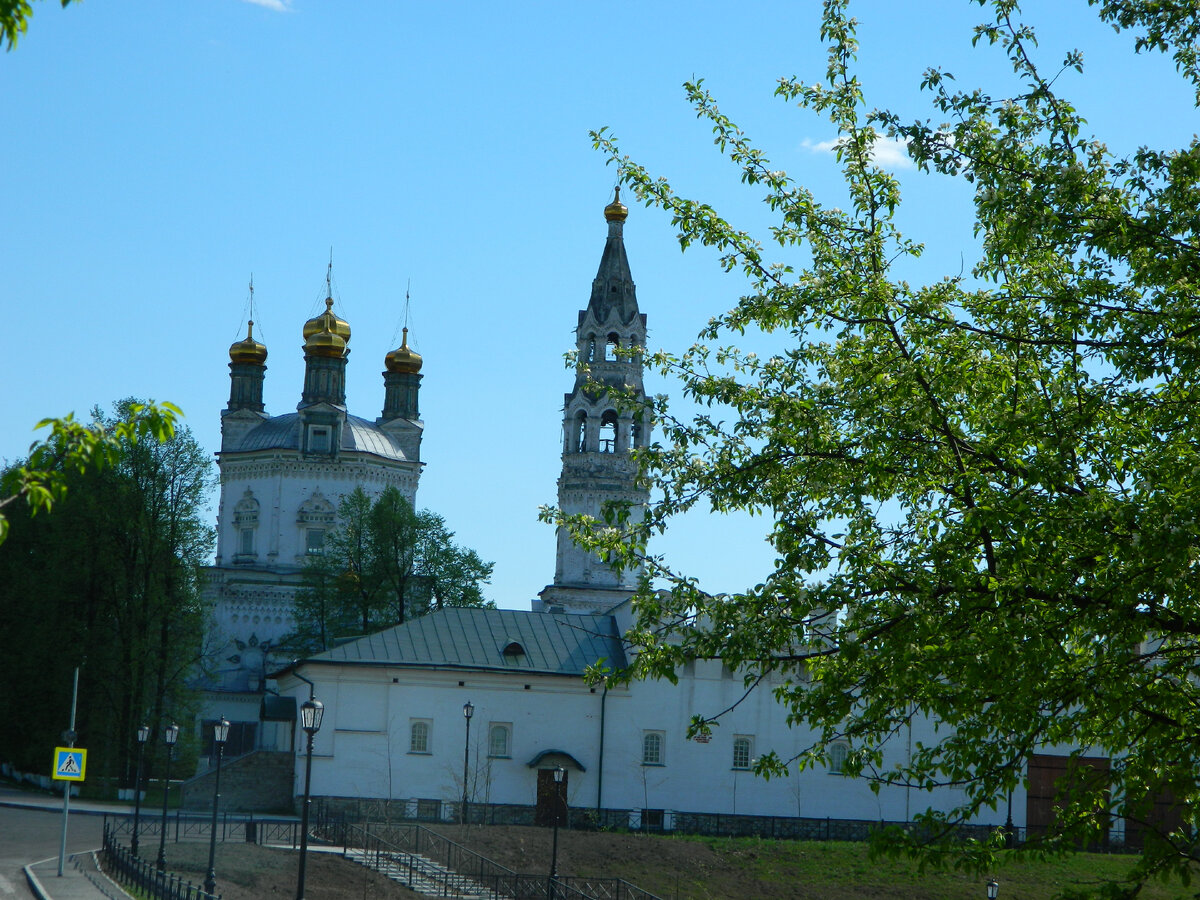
[649,836,1195,900]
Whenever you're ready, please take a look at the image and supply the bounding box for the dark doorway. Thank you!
[1026,753,1110,848]
[535,768,568,827]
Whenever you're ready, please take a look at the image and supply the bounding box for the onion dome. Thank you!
[603,185,628,223]
[304,320,346,359]
[302,296,351,344]
[229,320,268,365]
[385,327,423,374]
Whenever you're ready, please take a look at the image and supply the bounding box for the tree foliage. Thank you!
[0,400,212,786]
[0,401,180,545]
[567,0,1200,892]
[283,487,494,655]
[1,0,74,50]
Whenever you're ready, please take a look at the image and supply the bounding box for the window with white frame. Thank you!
[732,735,753,770]
[488,723,511,758]
[828,741,849,775]
[642,730,665,766]
[409,719,431,754]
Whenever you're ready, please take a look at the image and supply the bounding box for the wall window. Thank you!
[642,730,665,766]
[308,425,331,453]
[828,741,849,775]
[488,723,511,758]
[732,735,753,770]
[233,489,260,561]
[305,528,325,554]
[409,720,431,754]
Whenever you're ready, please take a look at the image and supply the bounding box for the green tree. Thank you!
[283,487,494,654]
[563,1,1200,892]
[0,400,212,787]
[1,0,75,50]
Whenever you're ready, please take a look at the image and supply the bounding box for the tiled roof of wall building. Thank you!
[307,607,626,676]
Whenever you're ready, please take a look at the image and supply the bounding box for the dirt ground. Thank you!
[131,826,713,899]
[126,842,423,900]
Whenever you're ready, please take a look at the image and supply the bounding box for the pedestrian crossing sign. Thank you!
[52,747,87,782]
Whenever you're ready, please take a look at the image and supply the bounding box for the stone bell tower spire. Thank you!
[537,188,650,615]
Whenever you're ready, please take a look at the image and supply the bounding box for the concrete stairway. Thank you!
[343,846,494,900]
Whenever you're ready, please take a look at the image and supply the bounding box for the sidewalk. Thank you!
[24,851,129,900]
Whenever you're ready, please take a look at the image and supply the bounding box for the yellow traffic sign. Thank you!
[52,747,87,782]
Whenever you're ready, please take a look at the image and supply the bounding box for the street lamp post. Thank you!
[461,701,474,825]
[155,722,180,874]
[295,697,324,900]
[204,717,231,898]
[548,766,564,900]
[987,878,999,899]
[130,724,150,858]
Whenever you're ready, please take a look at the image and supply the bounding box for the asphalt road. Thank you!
[0,798,105,899]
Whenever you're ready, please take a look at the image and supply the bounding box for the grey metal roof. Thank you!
[228,413,410,462]
[307,607,626,676]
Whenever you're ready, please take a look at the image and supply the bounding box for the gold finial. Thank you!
[604,185,628,222]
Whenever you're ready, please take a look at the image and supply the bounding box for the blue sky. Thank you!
[2,1,1192,609]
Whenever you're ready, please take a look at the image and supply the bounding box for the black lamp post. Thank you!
[987,878,999,899]
[204,717,231,897]
[461,701,474,825]
[548,766,564,900]
[130,724,150,858]
[155,722,180,874]
[295,697,324,900]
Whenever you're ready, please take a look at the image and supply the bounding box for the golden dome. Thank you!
[304,319,347,359]
[385,327,423,374]
[302,296,351,344]
[229,320,268,365]
[604,185,628,222]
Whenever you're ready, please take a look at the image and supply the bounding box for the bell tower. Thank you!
[538,188,650,614]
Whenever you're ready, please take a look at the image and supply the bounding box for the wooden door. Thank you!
[535,768,568,827]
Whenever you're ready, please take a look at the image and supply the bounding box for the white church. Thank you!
[198,192,1030,834]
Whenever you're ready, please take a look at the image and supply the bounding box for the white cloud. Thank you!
[237,0,293,11]
[802,136,913,170]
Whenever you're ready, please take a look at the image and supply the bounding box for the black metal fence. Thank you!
[102,823,221,900]
[106,811,302,848]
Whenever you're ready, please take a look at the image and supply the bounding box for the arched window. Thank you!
[828,742,850,775]
[489,724,511,758]
[732,736,753,770]
[410,720,431,754]
[642,731,664,766]
[585,334,597,362]
[606,333,620,361]
[599,410,617,453]
[574,412,588,453]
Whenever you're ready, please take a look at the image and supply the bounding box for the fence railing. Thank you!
[102,823,220,900]
[106,811,302,848]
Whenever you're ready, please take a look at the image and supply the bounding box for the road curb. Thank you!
[23,857,53,900]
